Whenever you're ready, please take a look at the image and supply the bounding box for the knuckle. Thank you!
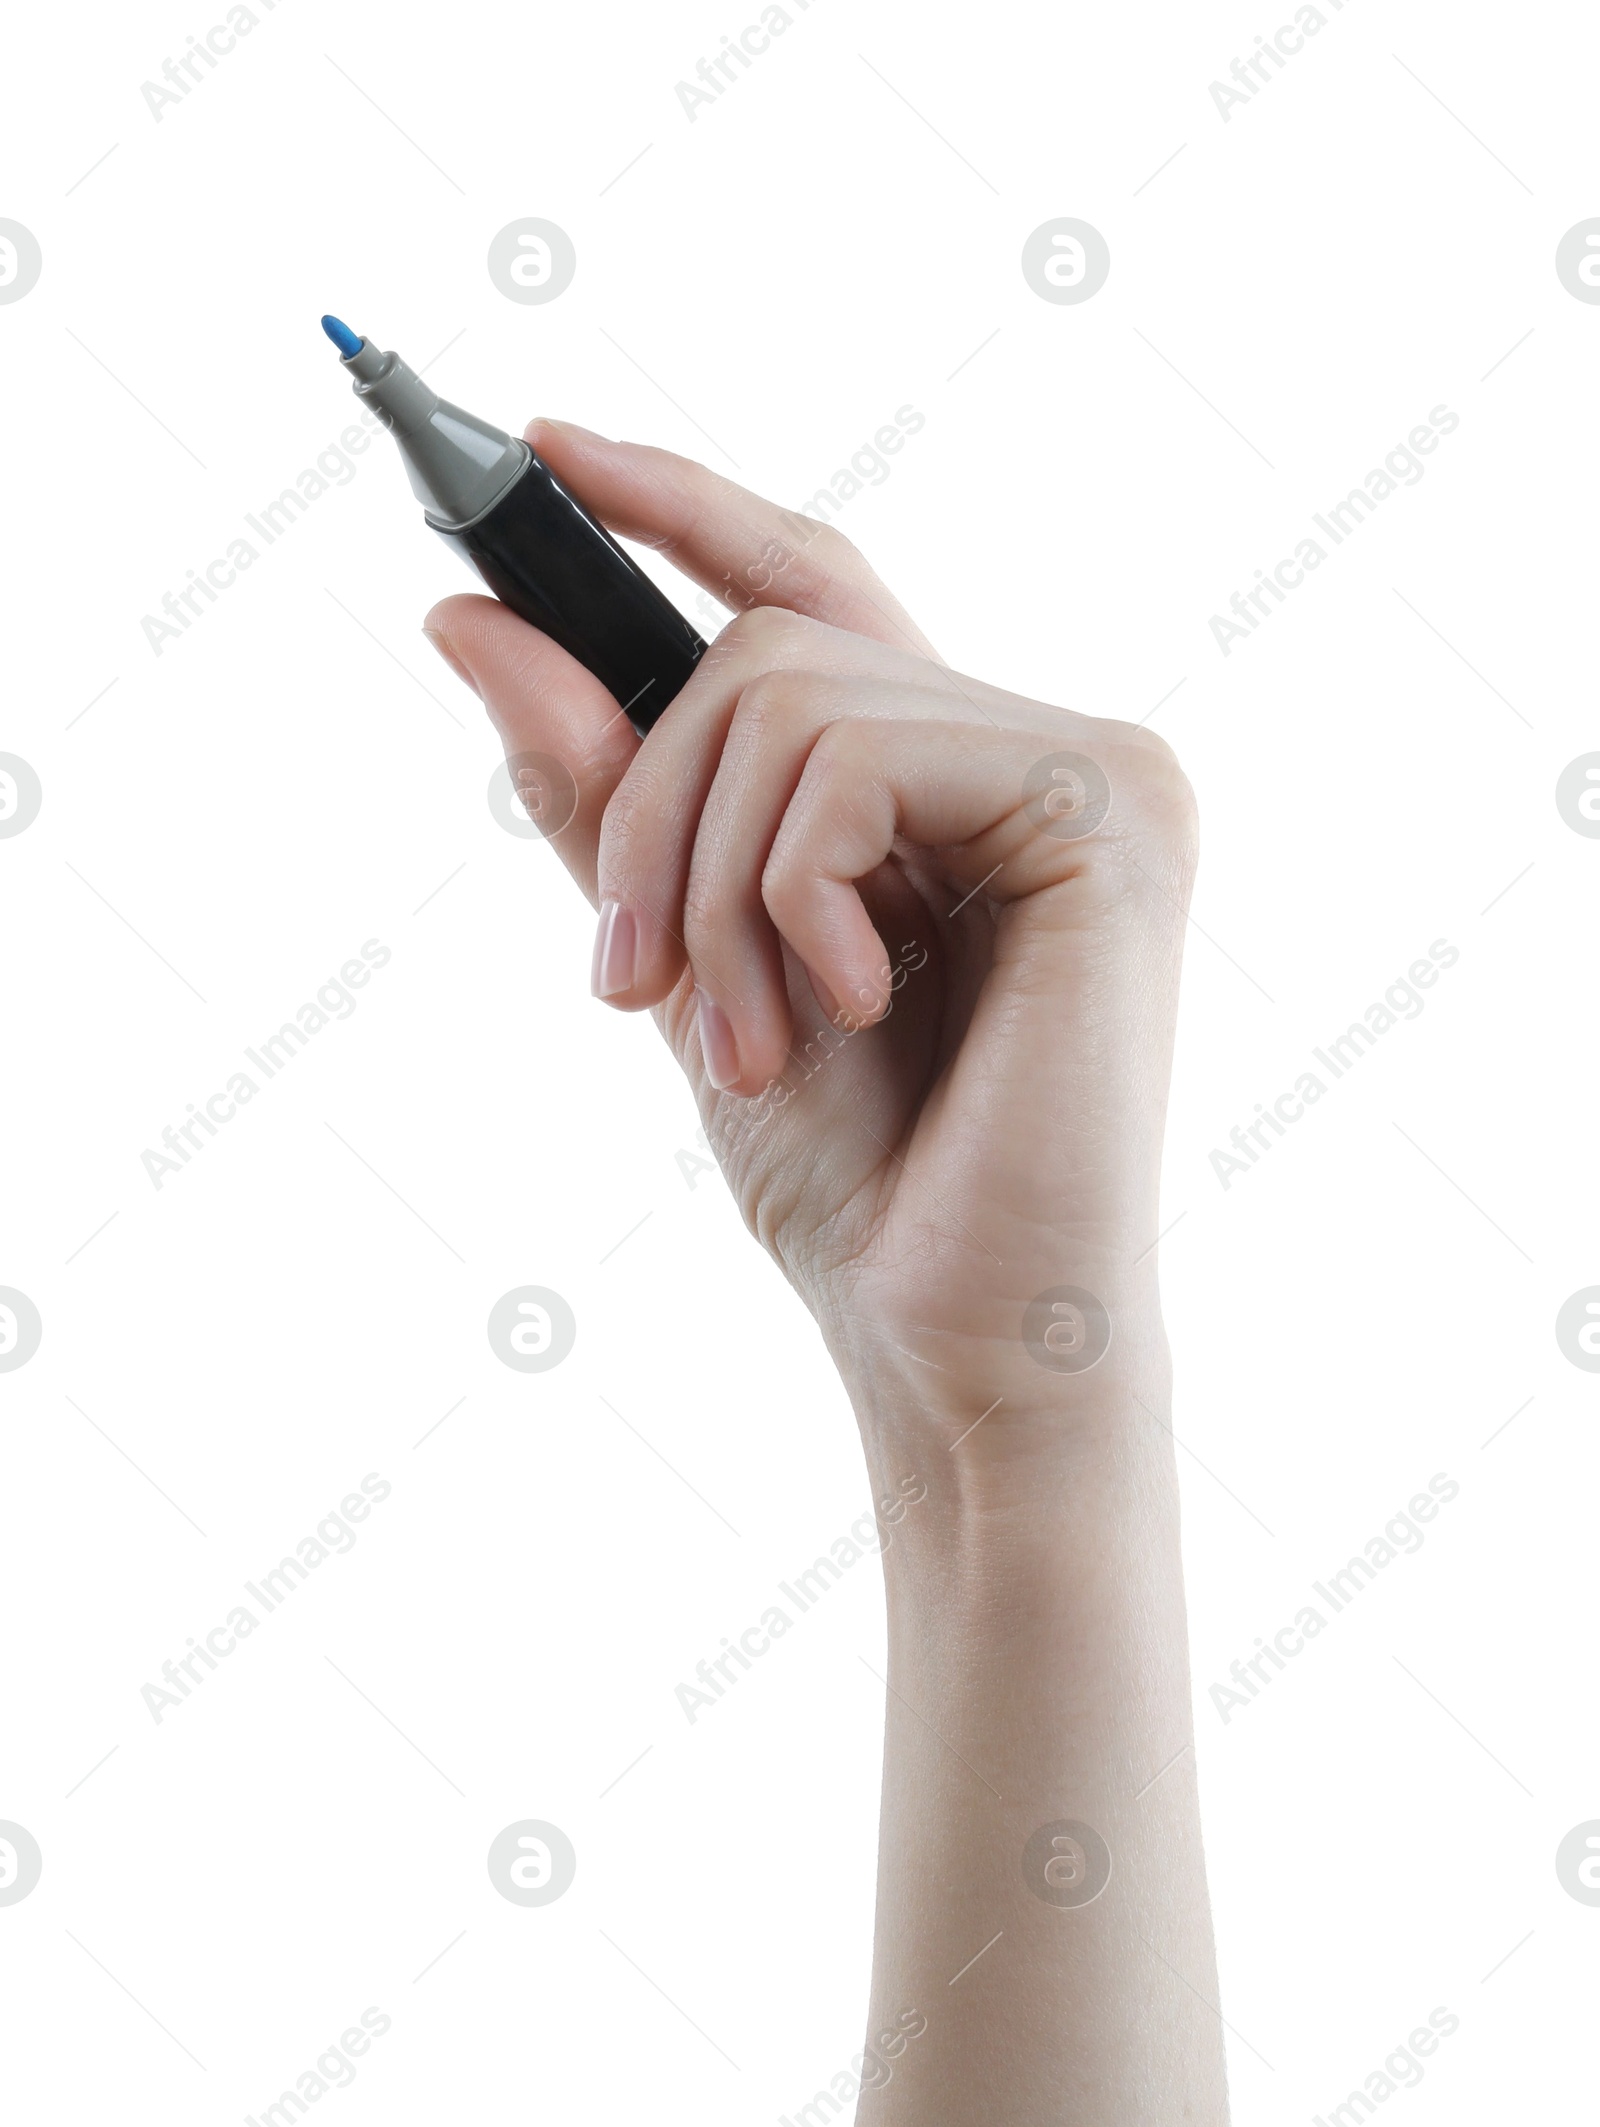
[730,667,801,733]
[759,845,805,930]
[568,728,628,793]
[806,716,859,782]
[1106,726,1199,854]
[595,762,656,883]
[730,667,831,745]
[680,864,726,947]
[717,602,802,660]
[795,519,858,572]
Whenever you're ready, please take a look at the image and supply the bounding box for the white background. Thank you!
[2,0,1596,2120]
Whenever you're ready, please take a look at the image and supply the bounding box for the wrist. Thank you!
[843,1312,1179,1548]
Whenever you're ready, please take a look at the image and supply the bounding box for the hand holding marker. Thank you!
[333,307,1232,2113]
[320,317,705,735]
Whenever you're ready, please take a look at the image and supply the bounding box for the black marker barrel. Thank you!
[430,450,705,734]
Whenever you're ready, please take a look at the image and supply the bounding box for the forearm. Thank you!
[851,1347,1229,2123]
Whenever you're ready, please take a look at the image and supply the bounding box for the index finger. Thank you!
[525,419,942,661]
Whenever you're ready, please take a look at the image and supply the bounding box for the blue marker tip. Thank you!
[320,314,364,360]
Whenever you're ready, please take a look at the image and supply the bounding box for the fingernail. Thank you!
[421,627,481,698]
[591,901,638,999]
[695,988,741,1090]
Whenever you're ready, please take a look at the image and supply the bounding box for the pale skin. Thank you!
[424,420,1230,2123]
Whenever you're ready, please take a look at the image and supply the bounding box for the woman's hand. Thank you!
[424,421,1198,1480]
[423,423,1227,2124]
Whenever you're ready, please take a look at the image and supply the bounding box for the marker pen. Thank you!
[320,316,706,734]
